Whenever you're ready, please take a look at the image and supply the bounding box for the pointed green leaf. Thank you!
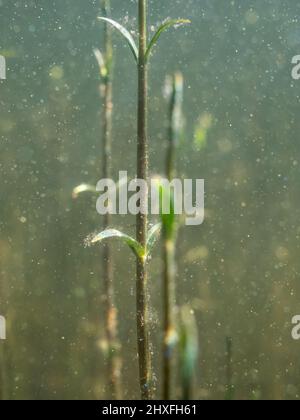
[145,19,191,62]
[98,17,138,63]
[146,223,162,256]
[72,184,97,199]
[88,229,144,259]
[73,175,127,200]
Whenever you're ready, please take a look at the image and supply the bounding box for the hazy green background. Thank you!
[1,0,300,400]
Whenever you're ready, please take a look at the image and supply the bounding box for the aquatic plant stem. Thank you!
[166,78,177,182]
[101,0,122,400]
[162,74,182,400]
[136,0,151,400]
[162,237,176,400]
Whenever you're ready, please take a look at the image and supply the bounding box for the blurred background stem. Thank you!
[162,73,183,400]
[179,307,198,400]
[100,0,122,400]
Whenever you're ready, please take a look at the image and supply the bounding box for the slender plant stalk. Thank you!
[94,1,189,400]
[136,0,151,400]
[162,73,183,399]
[162,234,176,400]
[179,306,198,400]
[166,74,183,181]
[100,0,122,400]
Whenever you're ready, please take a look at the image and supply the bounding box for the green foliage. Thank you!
[72,184,97,199]
[72,176,128,200]
[179,307,199,400]
[97,17,139,63]
[97,17,190,65]
[88,224,162,261]
[194,112,213,151]
[145,19,191,62]
[89,229,144,259]
[146,223,162,256]
[159,185,176,240]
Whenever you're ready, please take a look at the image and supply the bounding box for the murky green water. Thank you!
[1,0,300,400]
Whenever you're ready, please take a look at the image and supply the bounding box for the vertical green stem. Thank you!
[166,77,177,181]
[101,0,122,400]
[162,73,183,399]
[166,73,183,182]
[179,307,198,400]
[162,238,176,400]
[136,0,151,400]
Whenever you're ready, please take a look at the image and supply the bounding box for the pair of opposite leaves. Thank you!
[91,16,190,259]
[98,16,191,64]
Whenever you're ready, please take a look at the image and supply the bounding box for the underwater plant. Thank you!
[161,73,184,400]
[96,0,122,400]
[179,306,199,400]
[90,0,190,399]
[73,0,122,399]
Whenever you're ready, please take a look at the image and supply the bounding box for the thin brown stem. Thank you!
[136,0,151,400]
